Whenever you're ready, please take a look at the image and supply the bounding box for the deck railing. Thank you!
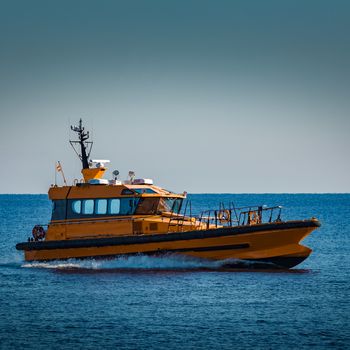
[196,205,283,229]
[167,202,283,232]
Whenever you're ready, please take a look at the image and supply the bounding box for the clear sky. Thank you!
[0,0,349,193]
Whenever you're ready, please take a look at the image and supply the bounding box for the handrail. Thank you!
[197,205,283,229]
[167,200,196,232]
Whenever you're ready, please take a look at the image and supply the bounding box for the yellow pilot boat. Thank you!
[16,120,320,268]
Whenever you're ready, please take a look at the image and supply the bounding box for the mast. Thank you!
[70,119,92,169]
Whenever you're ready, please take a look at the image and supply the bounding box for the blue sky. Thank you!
[0,0,349,193]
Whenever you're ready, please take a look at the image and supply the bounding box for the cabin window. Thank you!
[158,198,182,213]
[120,198,140,215]
[133,188,157,194]
[171,198,182,214]
[72,200,81,214]
[158,198,174,212]
[121,189,135,195]
[135,198,159,215]
[51,200,67,220]
[67,197,141,218]
[109,199,120,214]
[134,197,182,215]
[82,199,94,214]
[95,199,107,214]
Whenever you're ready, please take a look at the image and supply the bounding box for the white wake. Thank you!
[21,254,254,270]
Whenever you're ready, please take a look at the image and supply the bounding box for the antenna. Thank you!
[112,170,120,180]
[69,119,93,169]
[128,171,135,183]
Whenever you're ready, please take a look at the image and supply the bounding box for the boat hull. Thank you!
[16,219,320,268]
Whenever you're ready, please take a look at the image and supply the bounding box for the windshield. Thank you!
[135,197,183,215]
[158,198,182,213]
[135,198,159,215]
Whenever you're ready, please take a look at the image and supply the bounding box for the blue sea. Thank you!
[0,194,349,349]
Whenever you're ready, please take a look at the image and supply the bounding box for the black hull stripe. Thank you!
[250,256,308,269]
[152,243,249,254]
[222,256,308,269]
[16,220,320,252]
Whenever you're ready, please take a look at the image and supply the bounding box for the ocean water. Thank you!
[0,194,349,349]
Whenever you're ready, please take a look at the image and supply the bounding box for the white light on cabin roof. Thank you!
[90,159,110,168]
[91,160,110,163]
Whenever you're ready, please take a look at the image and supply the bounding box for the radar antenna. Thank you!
[112,170,120,180]
[70,119,93,169]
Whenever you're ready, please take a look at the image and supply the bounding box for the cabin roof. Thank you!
[48,184,185,200]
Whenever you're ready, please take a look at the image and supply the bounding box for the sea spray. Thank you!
[21,254,257,271]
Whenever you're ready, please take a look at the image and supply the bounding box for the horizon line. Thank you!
[1,192,349,195]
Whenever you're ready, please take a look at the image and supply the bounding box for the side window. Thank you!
[72,200,81,214]
[135,198,159,215]
[109,199,120,214]
[52,200,67,220]
[95,199,107,214]
[173,199,182,214]
[121,189,135,195]
[82,199,94,214]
